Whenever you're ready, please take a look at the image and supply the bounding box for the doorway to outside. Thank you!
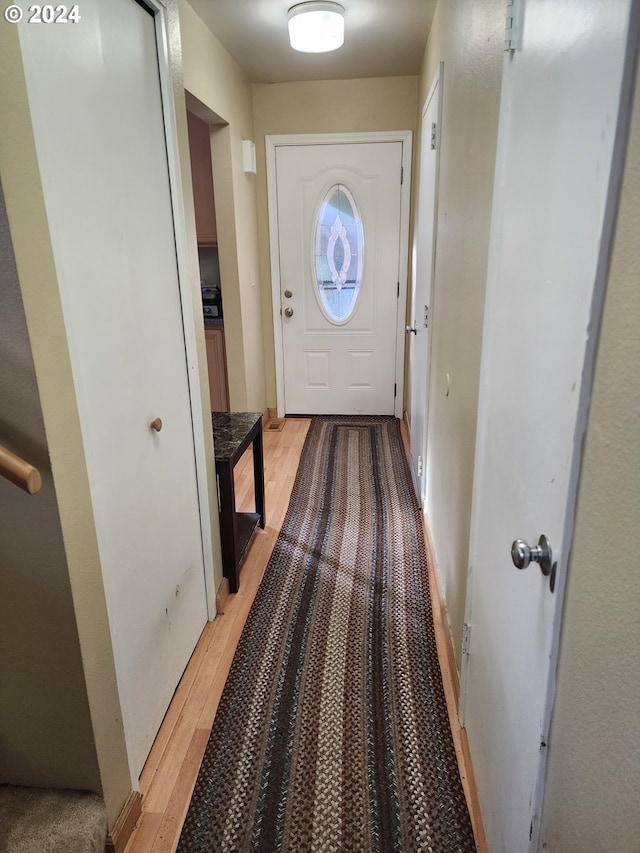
[266,132,412,417]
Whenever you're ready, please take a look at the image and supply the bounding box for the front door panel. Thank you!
[275,142,403,415]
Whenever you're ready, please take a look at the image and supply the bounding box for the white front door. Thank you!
[409,71,441,501]
[460,2,633,850]
[18,0,210,780]
[269,137,410,416]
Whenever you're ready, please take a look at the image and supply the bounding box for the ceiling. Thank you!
[187,0,437,83]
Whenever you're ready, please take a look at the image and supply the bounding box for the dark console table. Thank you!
[211,411,265,593]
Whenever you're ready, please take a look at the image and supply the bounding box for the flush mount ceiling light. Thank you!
[288,2,345,53]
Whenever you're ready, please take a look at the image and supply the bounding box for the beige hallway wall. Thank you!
[252,76,419,408]
[0,183,102,796]
[415,0,505,665]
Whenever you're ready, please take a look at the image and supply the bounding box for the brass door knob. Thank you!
[150,417,163,432]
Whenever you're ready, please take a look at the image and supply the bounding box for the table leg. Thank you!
[217,462,240,593]
[253,427,266,529]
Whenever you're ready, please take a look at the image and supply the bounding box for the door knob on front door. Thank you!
[150,417,163,432]
[511,534,556,591]
[284,307,294,318]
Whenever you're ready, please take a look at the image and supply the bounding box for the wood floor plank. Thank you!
[148,730,210,853]
[123,811,162,853]
[196,531,277,731]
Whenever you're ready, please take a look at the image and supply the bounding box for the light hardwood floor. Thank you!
[123,416,486,853]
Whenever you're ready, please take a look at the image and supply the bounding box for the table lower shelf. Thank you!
[235,511,261,564]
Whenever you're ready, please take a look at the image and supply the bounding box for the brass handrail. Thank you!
[0,444,42,495]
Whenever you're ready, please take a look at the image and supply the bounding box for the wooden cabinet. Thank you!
[205,327,229,411]
[186,111,217,245]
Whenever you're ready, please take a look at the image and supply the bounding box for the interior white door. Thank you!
[460,3,633,850]
[408,73,440,502]
[274,142,404,415]
[18,0,209,779]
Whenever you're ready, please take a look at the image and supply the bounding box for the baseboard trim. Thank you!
[422,521,461,701]
[105,790,142,853]
[421,514,488,852]
[399,412,411,454]
[215,576,231,613]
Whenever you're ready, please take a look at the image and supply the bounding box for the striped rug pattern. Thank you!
[178,416,476,852]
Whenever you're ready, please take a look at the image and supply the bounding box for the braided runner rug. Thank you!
[178,416,476,852]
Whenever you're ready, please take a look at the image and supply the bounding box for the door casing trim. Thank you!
[148,0,216,621]
[409,63,443,505]
[266,131,413,418]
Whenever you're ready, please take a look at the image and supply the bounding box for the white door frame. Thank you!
[409,65,443,503]
[146,0,215,620]
[266,131,413,419]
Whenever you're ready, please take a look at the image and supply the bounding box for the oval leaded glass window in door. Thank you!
[314,184,364,324]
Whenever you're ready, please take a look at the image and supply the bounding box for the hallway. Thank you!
[123,417,485,852]
[2,3,637,850]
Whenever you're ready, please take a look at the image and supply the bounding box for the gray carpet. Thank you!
[0,785,107,853]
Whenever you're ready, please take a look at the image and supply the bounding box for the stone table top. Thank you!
[211,411,263,463]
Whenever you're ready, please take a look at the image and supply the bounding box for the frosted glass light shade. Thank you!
[288,2,345,53]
